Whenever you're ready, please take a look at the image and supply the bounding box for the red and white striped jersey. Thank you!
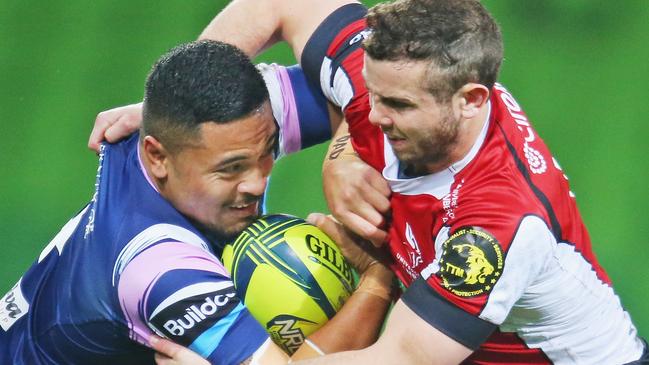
[300,4,644,364]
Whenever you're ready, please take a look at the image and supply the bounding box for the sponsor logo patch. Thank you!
[0,279,30,331]
[523,142,547,174]
[437,227,503,297]
[149,287,239,345]
[404,223,423,269]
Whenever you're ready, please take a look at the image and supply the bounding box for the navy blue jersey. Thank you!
[0,133,267,365]
[0,65,331,365]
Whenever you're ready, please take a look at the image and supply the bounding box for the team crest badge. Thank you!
[437,227,503,297]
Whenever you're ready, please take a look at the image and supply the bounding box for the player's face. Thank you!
[162,103,277,240]
[363,55,460,175]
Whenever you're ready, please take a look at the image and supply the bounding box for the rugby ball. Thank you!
[221,214,354,354]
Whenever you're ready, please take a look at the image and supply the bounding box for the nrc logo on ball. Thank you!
[149,286,240,343]
[267,315,316,355]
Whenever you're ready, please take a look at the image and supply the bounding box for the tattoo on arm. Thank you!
[328,134,351,160]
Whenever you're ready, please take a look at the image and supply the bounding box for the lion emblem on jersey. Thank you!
[437,227,504,297]
[452,244,494,285]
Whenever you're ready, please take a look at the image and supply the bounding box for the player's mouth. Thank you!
[386,134,407,148]
[229,201,259,217]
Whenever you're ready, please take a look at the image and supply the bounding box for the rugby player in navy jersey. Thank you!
[0,40,395,364]
[127,0,647,364]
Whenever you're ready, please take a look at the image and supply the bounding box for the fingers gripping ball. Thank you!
[221,214,354,355]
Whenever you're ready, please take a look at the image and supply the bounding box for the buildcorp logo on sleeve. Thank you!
[148,283,240,345]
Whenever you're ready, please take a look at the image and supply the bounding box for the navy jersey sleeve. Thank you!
[117,241,268,365]
[258,63,331,158]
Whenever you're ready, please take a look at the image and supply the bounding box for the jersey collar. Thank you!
[137,143,160,193]
[382,101,492,199]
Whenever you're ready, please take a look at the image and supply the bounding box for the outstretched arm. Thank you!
[290,299,474,365]
[89,0,356,151]
[152,263,395,365]
[198,0,359,61]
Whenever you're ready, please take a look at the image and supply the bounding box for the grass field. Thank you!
[1,0,647,340]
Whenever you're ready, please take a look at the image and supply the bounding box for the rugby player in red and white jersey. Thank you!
[301,1,647,363]
[91,0,648,363]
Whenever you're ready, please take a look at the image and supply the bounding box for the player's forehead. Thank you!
[362,54,430,99]
[198,106,276,158]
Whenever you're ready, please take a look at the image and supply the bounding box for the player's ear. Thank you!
[454,83,490,120]
[142,135,170,179]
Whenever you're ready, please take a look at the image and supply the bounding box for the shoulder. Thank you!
[452,166,547,248]
[117,241,268,363]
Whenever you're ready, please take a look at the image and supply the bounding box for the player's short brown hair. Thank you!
[364,0,503,101]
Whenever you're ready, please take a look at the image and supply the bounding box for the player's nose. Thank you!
[237,163,270,197]
[368,104,393,128]
[239,173,267,197]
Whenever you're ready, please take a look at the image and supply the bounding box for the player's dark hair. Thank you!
[364,0,503,101]
[141,40,269,152]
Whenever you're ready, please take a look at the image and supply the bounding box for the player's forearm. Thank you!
[321,120,391,246]
[151,265,394,365]
[198,0,360,61]
[323,120,355,168]
[293,264,394,359]
[197,0,282,58]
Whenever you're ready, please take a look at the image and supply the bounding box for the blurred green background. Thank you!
[1,0,647,340]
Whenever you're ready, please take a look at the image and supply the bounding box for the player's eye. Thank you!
[381,98,413,110]
[217,162,246,176]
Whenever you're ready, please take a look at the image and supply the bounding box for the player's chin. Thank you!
[222,212,259,236]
